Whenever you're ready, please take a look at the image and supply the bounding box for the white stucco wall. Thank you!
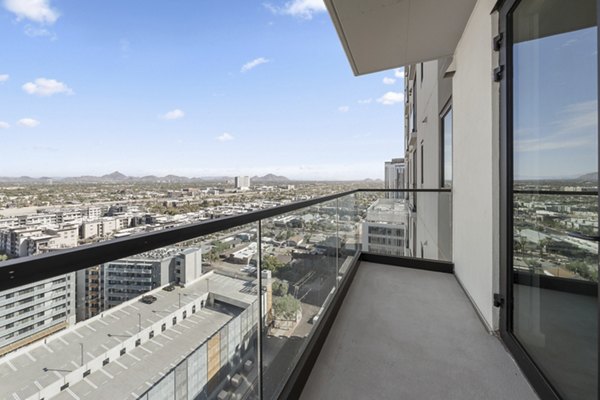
[452,0,499,330]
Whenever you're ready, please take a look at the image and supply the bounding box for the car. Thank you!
[141,295,157,304]
[163,285,175,292]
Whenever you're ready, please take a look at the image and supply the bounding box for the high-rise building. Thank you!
[384,158,405,190]
[234,176,250,190]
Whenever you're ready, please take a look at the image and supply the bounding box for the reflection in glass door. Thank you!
[509,0,598,399]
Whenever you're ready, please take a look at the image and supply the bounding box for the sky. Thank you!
[513,26,598,180]
[0,0,406,180]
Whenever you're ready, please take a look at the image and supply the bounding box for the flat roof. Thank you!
[0,272,257,400]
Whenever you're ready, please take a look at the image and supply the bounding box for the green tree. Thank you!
[272,280,289,297]
[272,294,301,320]
[263,255,285,272]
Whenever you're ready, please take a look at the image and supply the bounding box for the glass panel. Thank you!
[337,194,360,280]
[260,200,339,399]
[0,225,260,400]
[511,1,598,399]
[358,191,452,262]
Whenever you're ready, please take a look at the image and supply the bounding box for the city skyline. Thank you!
[0,0,406,180]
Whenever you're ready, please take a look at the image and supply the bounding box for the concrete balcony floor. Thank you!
[300,262,539,400]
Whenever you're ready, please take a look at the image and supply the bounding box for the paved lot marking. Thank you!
[101,344,110,350]
[43,344,54,353]
[129,305,139,310]
[84,378,98,389]
[120,309,130,316]
[114,359,128,370]
[99,368,114,379]
[71,360,80,368]
[11,392,21,400]
[66,388,81,400]
[138,345,153,354]
[86,325,97,332]
[170,328,183,335]
[25,352,36,362]
[53,371,63,379]
[87,352,95,359]
[128,353,141,361]
[98,319,109,326]
[72,330,84,338]
[58,336,69,345]
[34,380,43,389]
[6,360,17,372]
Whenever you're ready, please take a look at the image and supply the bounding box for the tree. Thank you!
[272,294,301,320]
[263,255,285,272]
[272,280,289,297]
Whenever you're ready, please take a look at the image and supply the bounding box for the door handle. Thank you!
[567,232,600,242]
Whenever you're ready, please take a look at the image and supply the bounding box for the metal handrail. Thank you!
[0,188,450,291]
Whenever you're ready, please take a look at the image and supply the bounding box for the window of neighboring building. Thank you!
[441,106,453,188]
[412,77,417,132]
[420,142,424,186]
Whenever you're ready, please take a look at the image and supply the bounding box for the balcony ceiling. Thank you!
[325,0,478,75]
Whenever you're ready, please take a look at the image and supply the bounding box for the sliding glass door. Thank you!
[502,0,598,399]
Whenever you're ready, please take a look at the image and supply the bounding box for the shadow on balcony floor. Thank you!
[300,262,539,400]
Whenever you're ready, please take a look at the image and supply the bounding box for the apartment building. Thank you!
[361,198,408,256]
[75,247,203,320]
[0,273,76,356]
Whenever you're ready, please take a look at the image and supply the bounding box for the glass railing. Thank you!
[0,189,447,400]
[356,190,452,262]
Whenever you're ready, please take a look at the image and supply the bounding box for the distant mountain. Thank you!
[102,171,128,181]
[251,174,290,182]
[576,172,598,182]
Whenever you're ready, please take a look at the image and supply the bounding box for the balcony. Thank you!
[0,189,538,400]
[300,262,536,400]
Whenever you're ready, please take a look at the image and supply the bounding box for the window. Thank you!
[412,77,417,132]
[441,105,452,187]
[420,142,424,185]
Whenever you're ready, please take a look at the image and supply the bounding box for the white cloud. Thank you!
[264,0,326,19]
[338,106,349,113]
[22,78,73,96]
[394,68,404,78]
[241,57,270,73]
[357,98,372,104]
[3,0,60,24]
[160,109,185,120]
[24,24,55,38]
[216,132,234,142]
[17,118,40,127]
[0,121,10,129]
[377,91,404,106]
[383,77,396,85]
[0,74,9,83]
